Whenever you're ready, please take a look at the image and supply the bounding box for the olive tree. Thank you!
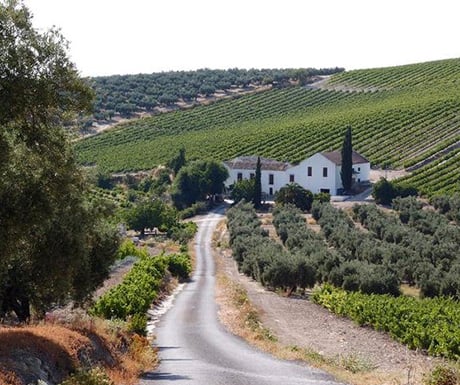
[0,1,119,320]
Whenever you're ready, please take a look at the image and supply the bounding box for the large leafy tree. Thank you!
[275,183,314,211]
[0,0,119,320]
[124,199,177,234]
[231,179,255,204]
[171,160,228,209]
[340,126,353,192]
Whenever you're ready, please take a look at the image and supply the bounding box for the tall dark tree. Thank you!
[340,126,353,192]
[0,1,119,320]
[253,156,262,208]
[168,146,186,175]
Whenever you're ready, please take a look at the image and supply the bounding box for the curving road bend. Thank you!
[140,208,343,385]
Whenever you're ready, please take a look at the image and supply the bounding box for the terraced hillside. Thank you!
[76,59,460,196]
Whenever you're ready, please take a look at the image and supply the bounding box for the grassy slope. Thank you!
[76,58,460,196]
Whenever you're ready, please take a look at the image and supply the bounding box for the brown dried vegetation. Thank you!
[0,318,157,385]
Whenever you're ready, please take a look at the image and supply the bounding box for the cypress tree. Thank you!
[253,156,262,208]
[340,126,353,192]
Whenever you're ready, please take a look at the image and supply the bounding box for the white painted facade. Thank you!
[224,151,370,196]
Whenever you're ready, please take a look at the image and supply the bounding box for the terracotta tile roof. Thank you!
[321,150,369,165]
[224,156,291,171]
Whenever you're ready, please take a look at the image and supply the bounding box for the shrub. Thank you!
[168,221,197,244]
[116,239,148,259]
[127,313,148,336]
[60,368,113,385]
[275,183,314,211]
[167,253,192,280]
[373,178,418,205]
[91,256,167,320]
[424,365,458,385]
[314,192,331,203]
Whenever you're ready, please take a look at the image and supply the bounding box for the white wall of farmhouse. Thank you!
[224,166,288,196]
[353,162,370,183]
[224,152,371,197]
[289,153,338,194]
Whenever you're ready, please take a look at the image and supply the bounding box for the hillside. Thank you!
[82,67,343,129]
[76,59,460,197]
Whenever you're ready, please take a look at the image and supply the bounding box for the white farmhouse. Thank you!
[223,151,370,196]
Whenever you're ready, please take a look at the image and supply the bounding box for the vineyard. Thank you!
[76,58,460,197]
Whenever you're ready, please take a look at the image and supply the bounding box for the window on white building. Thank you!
[289,174,295,182]
[237,172,243,181]
[269,174,274,185]
[307,166,312,177]
[323,167,328,177]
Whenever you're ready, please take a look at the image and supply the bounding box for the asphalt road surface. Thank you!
[140,208,343,385]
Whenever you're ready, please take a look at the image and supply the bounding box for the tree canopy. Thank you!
[171,160,228,209]
[275,183,314,211]
[0,0,118,321]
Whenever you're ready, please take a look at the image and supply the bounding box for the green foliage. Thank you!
[340,126,353,192]
[166,253,192,280]
[168,221,198,245]
[171,160,228,209]
[77,59,460,197]
[178,201,208,220]
[88,67,343,121]
[116,239,149,259]
[431,193,460,224]
[352,201,460,298]
[312,284,460,360]
[275,183,314,211]
[372,178,418,205]
[227,202,317,295]
[424,365,459,385]
[127,313,148,336]
[92,251,191,325]
[231,179,256,204]
[313,192,331,203]
[0,1,118,321]
[168,146,186,175]
[92,255,168,320]
[124,199,178,234]
[60,368,114,385]
[253,156,262,208]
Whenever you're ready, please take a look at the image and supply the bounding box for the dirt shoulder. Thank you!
[214,220,444,385]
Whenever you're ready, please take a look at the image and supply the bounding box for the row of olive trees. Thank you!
[352,198,460,298]
[90,67,345,119]
[312,202,402,295]
[227,202,316,295]
[274,204,401,296]
[431,193,460,224]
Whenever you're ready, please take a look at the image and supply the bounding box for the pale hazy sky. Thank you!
[24,0,460,77]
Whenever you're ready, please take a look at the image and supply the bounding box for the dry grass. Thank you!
[0,317,157,385]
[400,284,421,298]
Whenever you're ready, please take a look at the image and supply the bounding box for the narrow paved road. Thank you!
[140,208,343,385]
